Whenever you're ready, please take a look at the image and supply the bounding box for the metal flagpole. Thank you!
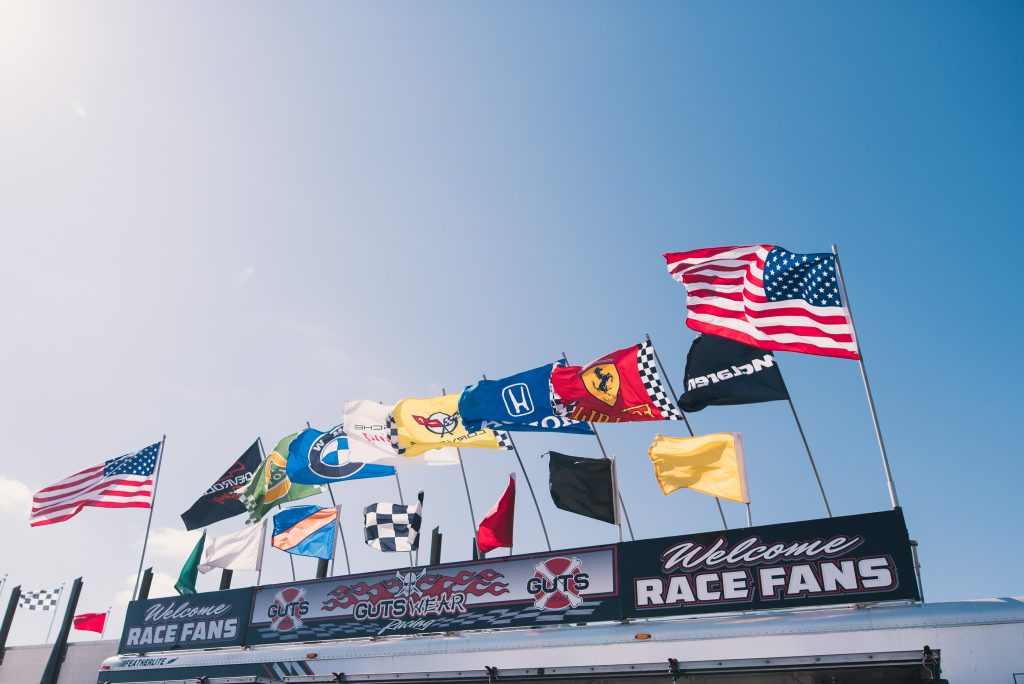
[0,574,6,600]
[100,607,110,640]
[482,374,552,552]
[439,387,480,549]
[45,583,64,643]
[745,503,753,527]
[832,245,900,509]
[609,455,624,543]
[786,397,832,517]
[133,435,166,601]
[393,472,415,568]
[324,486,351,575]
[256,520,267,586]
[560,353,636,540]
[644,336,729,530]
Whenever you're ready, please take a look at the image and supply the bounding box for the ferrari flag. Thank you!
[391,394,511,458]
[647,433,749,503]
[551,341,683,423]
[459,362,592,434]
[664,245,859,360]
[239,435,323,523]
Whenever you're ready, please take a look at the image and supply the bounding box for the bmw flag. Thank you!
[286,425,396,485]
[459,361,593,434]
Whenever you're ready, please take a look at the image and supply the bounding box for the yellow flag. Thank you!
[647,433,749,503]
[392,394,509,458]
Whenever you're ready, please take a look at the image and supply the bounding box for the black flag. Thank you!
[180,441,262,531]
[547,452,616,524]
[679,334,789,412]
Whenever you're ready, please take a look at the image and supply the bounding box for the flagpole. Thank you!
[560,353,636,540]
[45,583,64,643]
[482,374,552,552]
[440,387,480,550]
[133,435,166,601]
[644,336,729,530]
[323,487,350,576]
[99,606,110,640]
[745,503,753,527]
[393,472,415,568]
[609,455,624,543]
[256,520,267,586]
[831,245,900,509]
[786,397,832,516]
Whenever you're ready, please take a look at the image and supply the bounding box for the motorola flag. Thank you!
[551,341,683,423]
[547,452,616,525]
[239,435,323,523]
[477,474,516,554]
[272,505,338,560]
[664,245,859,360]
[180,440,262,531]
[364,492,424,552]
[391,394,511,457]
[459,362,593,434]
[73,612,107,634]
[648,433,749,503]
[344,400,460,466]
[286,424,395,485]
[679,334,789,412]
[198,521,265,573]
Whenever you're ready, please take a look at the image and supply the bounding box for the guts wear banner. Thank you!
[247,546,619,643]
[552,341,684,423]
[620,509,919,618]
[119,588,252,653]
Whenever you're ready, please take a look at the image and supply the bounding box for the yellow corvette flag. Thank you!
[392,393,510,458]
[647,433,749,503]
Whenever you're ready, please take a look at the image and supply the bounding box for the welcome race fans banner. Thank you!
[117,510,918,652]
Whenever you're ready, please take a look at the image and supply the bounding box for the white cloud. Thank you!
[147,527,202,560]
[113,571,178,609]
[0,476,32,517]
[230,265,255,288]
[70,101,89,119]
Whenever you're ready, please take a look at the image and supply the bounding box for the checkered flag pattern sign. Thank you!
[19,587,62,611]
[364,491,423,552]
[637,340,684,420]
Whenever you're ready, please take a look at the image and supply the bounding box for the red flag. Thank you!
[477,474,515,554]
[551,342,683,423]
[73,612,107,634]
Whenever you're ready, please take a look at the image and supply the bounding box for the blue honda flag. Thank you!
[286,425,396,485]
[459,361,593,434]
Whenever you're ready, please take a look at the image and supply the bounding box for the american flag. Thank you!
[30,442,161,527]
[664,245,860,360]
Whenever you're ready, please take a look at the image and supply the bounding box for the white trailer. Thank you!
[99,596,1024,684]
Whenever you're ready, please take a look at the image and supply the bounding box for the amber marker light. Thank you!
[634,633,652,640]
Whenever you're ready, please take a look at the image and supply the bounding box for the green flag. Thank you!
[239,434,323,523]
[175,531,206,596]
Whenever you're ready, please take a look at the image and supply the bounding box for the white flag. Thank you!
[343,400,459,466]
[198,521,265,573]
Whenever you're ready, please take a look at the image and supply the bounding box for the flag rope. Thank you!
[560,353,635,541]
[132,435,166,600]
[831,245,900,509]
[645,335,730,530]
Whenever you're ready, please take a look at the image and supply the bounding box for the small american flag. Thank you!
[665,245,860,360]
[30,442,161,527]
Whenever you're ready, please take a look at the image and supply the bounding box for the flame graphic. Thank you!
[322,569,509,612]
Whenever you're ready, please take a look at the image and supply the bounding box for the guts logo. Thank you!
[267,587,309,632]
[527,557,590,610]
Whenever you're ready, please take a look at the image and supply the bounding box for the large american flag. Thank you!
[664,245,860,360]
[30,442,161,527]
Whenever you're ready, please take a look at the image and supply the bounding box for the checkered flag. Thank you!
[363,491,423,552]
[637,340,684,420]
[19,587,62,611]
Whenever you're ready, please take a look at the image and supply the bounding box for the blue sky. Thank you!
[1,1,1022,645]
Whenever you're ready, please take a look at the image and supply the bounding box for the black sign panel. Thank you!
[246,545,620,644]
[620,509,919,618]
[119,588,252,653]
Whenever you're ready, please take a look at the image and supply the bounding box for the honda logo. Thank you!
[502,383,534,417]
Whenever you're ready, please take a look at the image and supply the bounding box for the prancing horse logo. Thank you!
[581,362,620,407]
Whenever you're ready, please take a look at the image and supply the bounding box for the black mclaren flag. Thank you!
[180,441,262,531]
[679,334,789,412]
[547,452,616,525]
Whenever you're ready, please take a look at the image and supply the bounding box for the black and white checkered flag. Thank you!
[363,491,423,552]
[19,587,62,611]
